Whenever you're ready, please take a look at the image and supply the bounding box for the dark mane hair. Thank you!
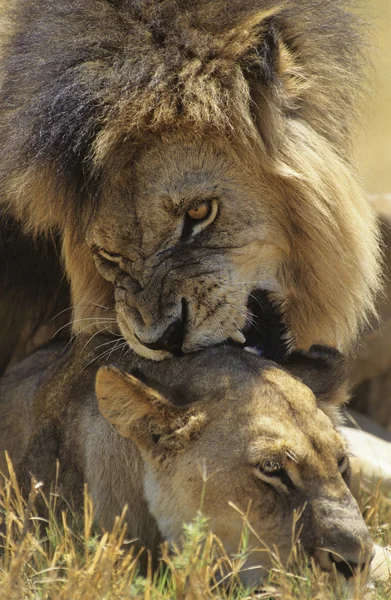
[0,0,367,229]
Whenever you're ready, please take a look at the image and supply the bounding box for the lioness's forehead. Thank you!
[247,368,337,433]
[205,364,318,415]
[254,368,317,414]
[200,364,343,451]
[203,368,345,468]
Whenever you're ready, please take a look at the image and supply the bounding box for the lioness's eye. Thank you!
[338,456,348,472]
[253,463,295,492]
[338,456,350,475]
[337,455,351,484]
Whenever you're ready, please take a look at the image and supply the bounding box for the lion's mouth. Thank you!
[228,289,290,361]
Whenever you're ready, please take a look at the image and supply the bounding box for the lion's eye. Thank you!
[96,248,122,264]
[253,462,295,492]
[187,202,211,221]
[182,199,218,239]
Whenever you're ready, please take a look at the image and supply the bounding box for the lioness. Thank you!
[0,0,381,373]
[0,340,375,589]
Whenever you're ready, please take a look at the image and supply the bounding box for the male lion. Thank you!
[0,340,376,590]
[0,0,381,372]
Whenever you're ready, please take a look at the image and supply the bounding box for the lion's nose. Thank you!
[134,299,187,356]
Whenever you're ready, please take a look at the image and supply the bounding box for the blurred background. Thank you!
[357,0,391,194]
[350,0,391,429]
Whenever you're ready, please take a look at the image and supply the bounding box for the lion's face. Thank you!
[96,348,373,589]
[83,134,289,360]
[0,0,382,370]
[61,109,380,363]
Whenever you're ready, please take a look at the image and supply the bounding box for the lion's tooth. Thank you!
[230,330,246,345]
[244,346,259,355]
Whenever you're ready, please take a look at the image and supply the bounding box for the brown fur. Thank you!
[0,339,373,588]
[0,1,382,370]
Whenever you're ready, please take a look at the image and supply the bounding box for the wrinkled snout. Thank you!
[115,263,188,356]
[134,298,187,356]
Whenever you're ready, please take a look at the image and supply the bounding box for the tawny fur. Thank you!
[0,1,382,370]
[0,339,374,588]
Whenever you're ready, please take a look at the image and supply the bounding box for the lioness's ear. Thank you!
[95,366,206,455]
[281,345,349,407]
[96,366,177,438]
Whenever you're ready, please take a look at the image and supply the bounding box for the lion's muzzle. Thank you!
[134,298,187,356]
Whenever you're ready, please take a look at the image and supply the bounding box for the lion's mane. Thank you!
[0,0,381,369]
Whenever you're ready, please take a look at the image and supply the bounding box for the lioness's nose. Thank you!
[311,495,374,581]
[315,544,374,580]
[328,550,374,579]
[135,299,187,355]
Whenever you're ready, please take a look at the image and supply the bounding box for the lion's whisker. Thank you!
[50,302,112,322]
[107,340,128,361]
[82,338,129,372]
[81,329,123,353]
[222,301,250,324]
[82,301,111,311]
[84,336,123,358]
[60,324,119,354]
[82,348,118,372]
[52,318,117,338]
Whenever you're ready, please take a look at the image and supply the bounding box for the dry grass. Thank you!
[0,457,390,600]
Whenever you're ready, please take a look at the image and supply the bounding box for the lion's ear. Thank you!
[220,10,299,85]
[220,10,280,79]
[281,345,349,408]
[95,366,206,455]
[220,10,303,148]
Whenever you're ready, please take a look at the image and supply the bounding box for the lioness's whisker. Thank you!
[209,564,271,592]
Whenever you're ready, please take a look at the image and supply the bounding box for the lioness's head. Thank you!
[96,345,373,589]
